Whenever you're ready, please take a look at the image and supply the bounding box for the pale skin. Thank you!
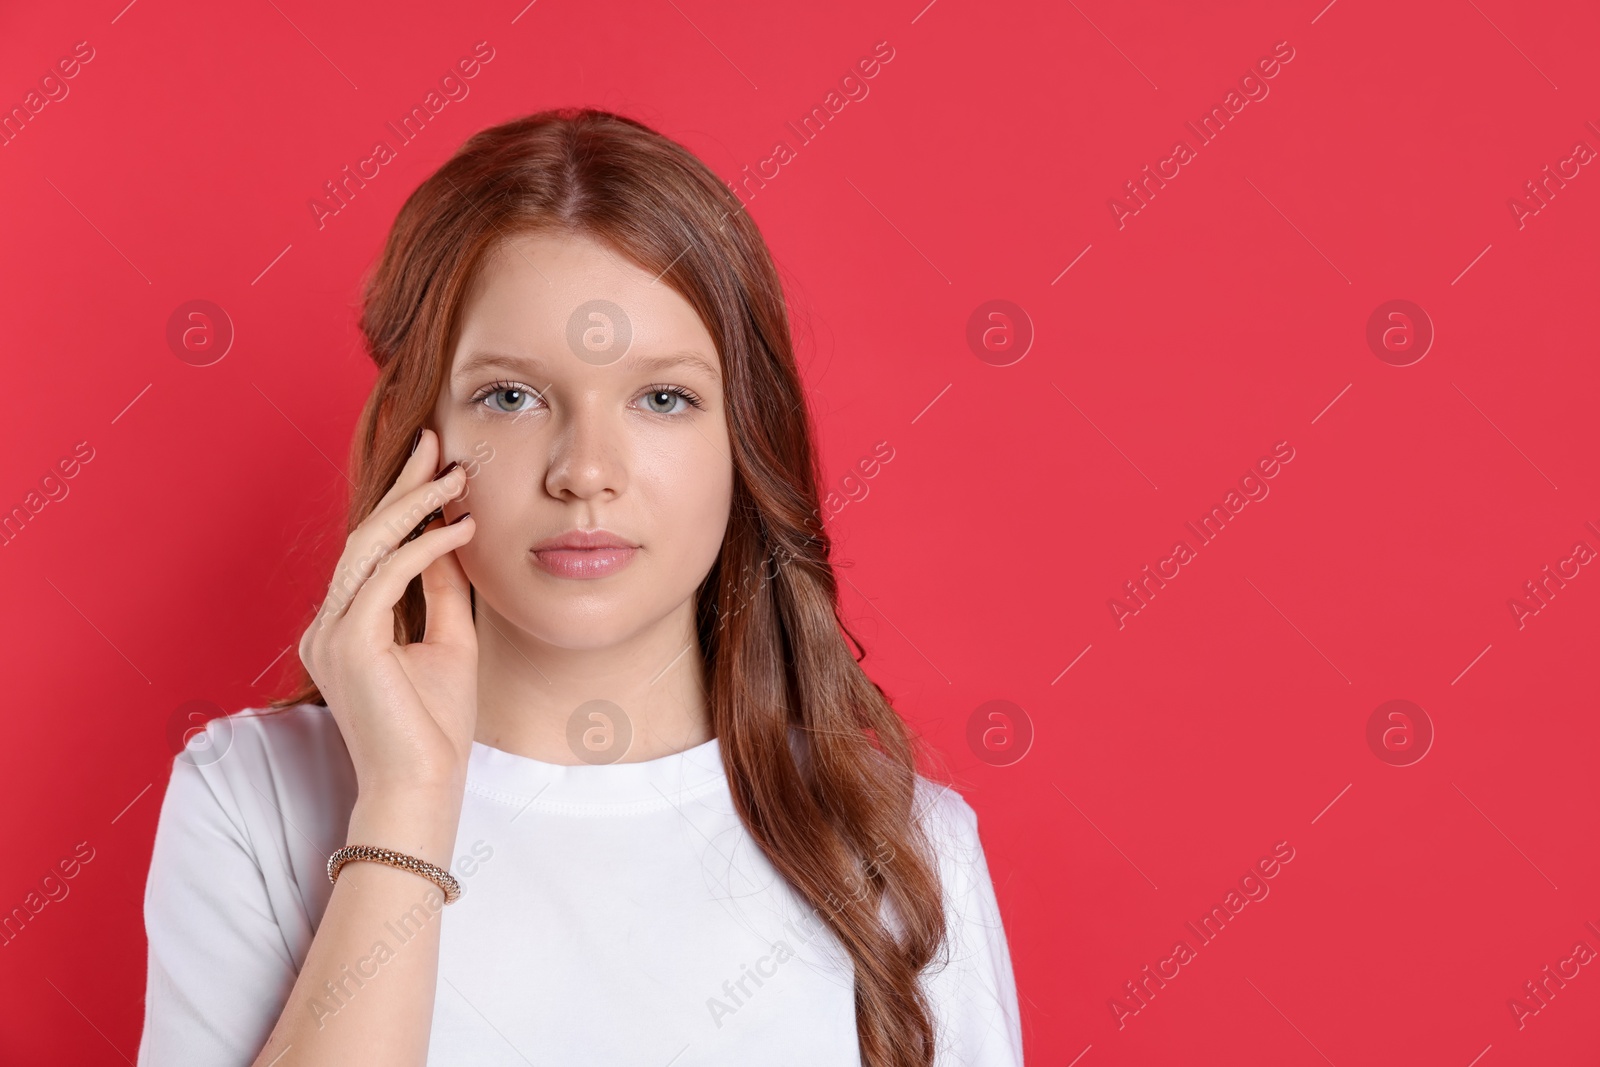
[250,230,735,1066]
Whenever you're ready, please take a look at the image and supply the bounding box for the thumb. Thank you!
[419,537,475,647]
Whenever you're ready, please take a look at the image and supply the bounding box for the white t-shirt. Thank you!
[136,704,1024,1066]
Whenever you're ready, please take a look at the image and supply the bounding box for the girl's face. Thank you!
[431,230,734,650]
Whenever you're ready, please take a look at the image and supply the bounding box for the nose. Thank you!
[543,395,625,501]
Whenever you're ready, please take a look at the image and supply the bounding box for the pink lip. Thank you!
[530,529,638,580]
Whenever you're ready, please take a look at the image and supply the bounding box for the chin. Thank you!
[525,612,660,653]
[490,578,657,648]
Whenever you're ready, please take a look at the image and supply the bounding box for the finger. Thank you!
[344,514,476,640]
[311,430,436,636]
[418,526,476,648]
[366,463,467,555]
[320,465,469,628]
[372,426,440,514]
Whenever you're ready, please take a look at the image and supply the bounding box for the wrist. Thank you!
[348,784,465,869]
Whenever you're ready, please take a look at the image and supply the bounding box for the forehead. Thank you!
[451,230,719,378]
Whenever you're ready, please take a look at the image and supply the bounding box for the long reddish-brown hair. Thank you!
[267,107,951,1064]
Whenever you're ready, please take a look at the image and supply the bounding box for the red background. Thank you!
[1,0,1596,1063]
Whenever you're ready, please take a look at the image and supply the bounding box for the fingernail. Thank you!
[409,427,424,455]
[449,511,472,525]
[400,506,445,546]
[432,460,460,482]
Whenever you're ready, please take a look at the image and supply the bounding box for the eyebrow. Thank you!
[453,349,721,382]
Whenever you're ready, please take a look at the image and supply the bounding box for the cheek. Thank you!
[637,451,734,564]
[444,438,535,569]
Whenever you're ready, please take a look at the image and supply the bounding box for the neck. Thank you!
[471,595,714,765]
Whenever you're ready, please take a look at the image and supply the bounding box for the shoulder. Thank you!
[911,775,984,867]
[141,705,354,1061]
[180,702,347,784]
[174,701,344,787]
[192,700,342,752]
[907,776,1024,1064]
[164,702,356,858]
[907,775,995,922]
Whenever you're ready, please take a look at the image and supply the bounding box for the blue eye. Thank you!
[490,388,533,412]
[470,381,705,416]
[642,388,682,414]
[639,384,705,415]
[475,381,540,413]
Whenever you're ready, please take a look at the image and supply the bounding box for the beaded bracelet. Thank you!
[327,844,462,904]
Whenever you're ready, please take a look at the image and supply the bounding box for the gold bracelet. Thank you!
[327,844,462,904]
